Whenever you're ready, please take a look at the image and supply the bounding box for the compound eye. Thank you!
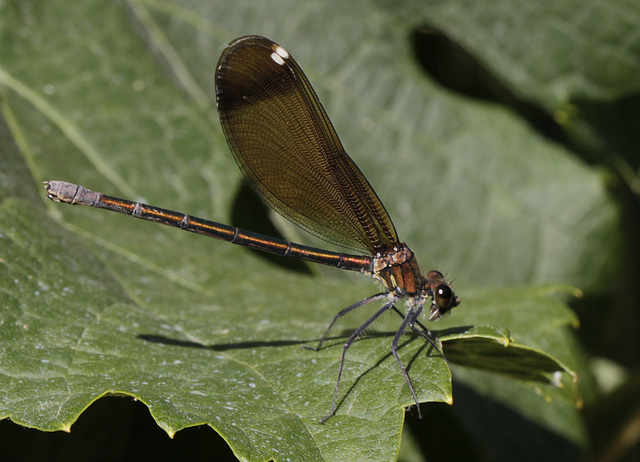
[434,284,454,311]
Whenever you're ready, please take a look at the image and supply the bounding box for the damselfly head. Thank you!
[426,270,460,321]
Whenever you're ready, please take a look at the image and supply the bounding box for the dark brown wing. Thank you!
[215,35,398,254]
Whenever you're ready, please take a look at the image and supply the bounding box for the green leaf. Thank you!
[376,0,640,107]
[0,1,622,460]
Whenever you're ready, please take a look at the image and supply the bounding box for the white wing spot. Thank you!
[275,45,289,59]
[270,52,285,65]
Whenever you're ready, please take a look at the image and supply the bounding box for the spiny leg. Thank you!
[409,319,448,364]
[303,292,388,351]
[320,299,396,423]
[391,306,424,419]
[391,305,447,363]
